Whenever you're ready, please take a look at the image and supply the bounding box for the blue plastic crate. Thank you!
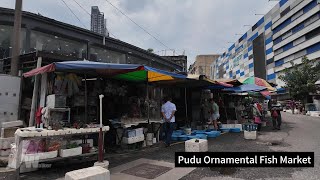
[243,124,258,131]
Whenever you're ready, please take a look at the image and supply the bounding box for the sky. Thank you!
[0,0,278,66]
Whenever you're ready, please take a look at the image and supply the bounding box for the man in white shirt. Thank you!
[161,96,176,147]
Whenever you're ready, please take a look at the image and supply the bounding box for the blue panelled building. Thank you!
[211,0,320,93]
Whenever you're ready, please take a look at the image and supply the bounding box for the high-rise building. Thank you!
[214,0,320,88]
[189,54,220,78]
[91,6,108,36]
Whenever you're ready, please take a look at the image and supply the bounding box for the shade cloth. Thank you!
[23,60,186,82]
[223,84,267,93]
[239,77,276,91]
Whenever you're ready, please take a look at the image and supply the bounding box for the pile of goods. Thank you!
[171,129,221,142]
[8,137,97,169]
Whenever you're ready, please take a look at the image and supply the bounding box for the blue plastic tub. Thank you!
[187,135,198,140]
[230,128,241,133]
[205,131,219,138]
[219,128,231,133]
[171,134,179,141]
[193,130,207,134]
[195,134,208,139]
[174,130,184,134]
[178,135,189,141]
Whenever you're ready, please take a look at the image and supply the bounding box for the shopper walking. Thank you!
[271,107,281,130]
[290,100,295,114]
[252,102,262,131]
[208,98,220,130]
[161,96,177,147]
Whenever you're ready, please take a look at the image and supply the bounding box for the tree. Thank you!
[279,56,320,104]
[147,48,154,53]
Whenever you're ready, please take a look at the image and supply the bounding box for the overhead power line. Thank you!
[104,0,175,52]
[61,0,87,29]
[72,0,117,38]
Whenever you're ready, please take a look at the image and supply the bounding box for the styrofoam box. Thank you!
[1,120,23,128]
[122,135,145,144]
[234,124,243,131]
[185,139,208,152]
[125,130,136,138]
[60,147,82,157]
[71,139,94,147]
[135,128,144,136]
[0,104,19,122]
[38,150,58,160]
[0,149,10,157]
[20,162,38,173]
[221,124,235,129]
[46,94,66,108]
[0,137,15,149]
[65,166,110,180]
[244,130,257,140]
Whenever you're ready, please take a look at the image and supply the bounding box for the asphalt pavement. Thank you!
[16,112,320,180]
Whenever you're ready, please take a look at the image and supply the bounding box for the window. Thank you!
[280,7,291,17]
[0,25,26,58]
[90,46,126,64]
[306,27,320,40]
[30,31,87,59]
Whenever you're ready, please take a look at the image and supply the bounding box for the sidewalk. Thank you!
[18,118,294,180]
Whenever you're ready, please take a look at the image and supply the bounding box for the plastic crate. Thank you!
[243,124,258,131]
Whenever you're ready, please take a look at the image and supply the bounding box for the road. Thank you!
[17,112,320,180]
[182,112,320,180]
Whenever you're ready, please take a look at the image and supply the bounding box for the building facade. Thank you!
[214,0,320,88]
[162,55,188,72]
[91,6,108,36]
[0,7,183,73]
[189,54,220,77]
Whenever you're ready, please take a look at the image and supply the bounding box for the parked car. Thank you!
[305,103,320,117]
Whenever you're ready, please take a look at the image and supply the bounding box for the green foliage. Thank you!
[147,48,154,53]
[279,56,320,103]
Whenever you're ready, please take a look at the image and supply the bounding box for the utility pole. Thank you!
[10,0,23,76]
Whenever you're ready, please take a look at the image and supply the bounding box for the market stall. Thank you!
[23,61,187,150]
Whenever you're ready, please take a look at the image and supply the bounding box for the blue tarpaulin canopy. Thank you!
[223,84,267,93]
[23,60,187,82]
